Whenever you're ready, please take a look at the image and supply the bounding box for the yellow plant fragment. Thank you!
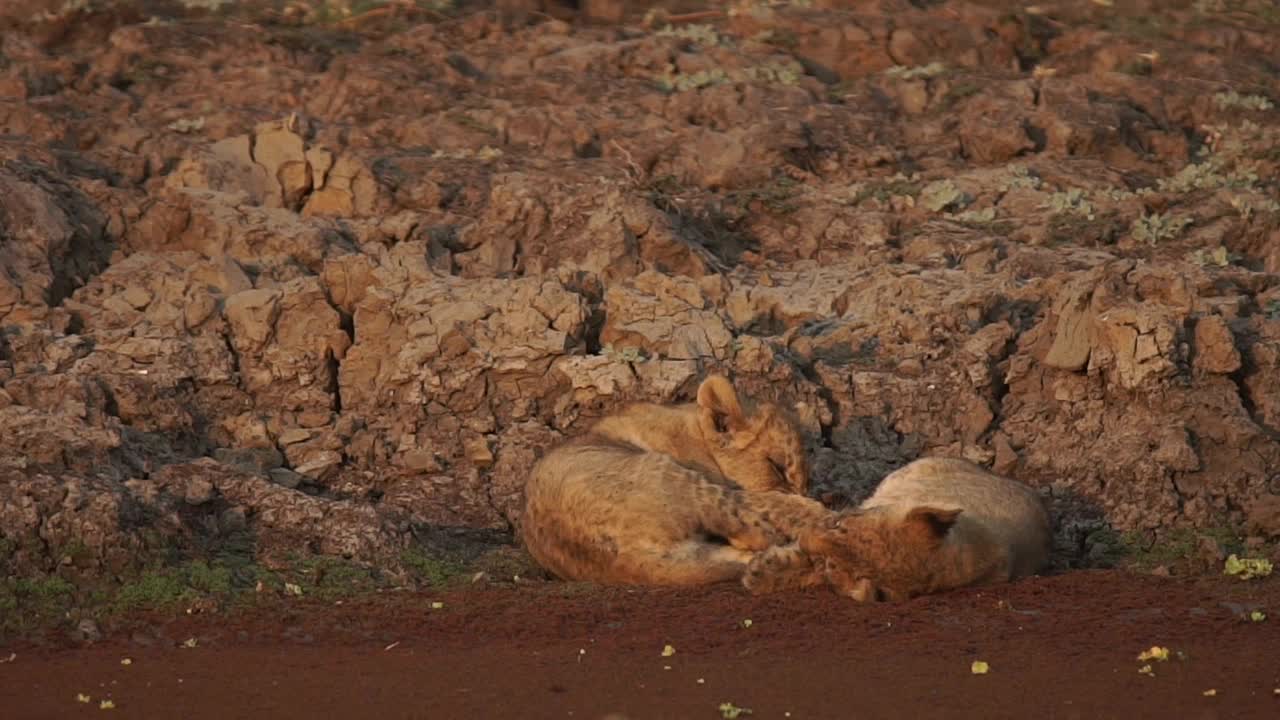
[1137,646,1170,662]
[1223,554,1273,580]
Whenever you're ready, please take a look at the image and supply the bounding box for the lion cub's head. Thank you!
[797,505,966,602]
[694,375,810,494]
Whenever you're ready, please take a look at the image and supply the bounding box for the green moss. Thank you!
[1096,526,1250,572]
[0,574,77,632]
[112,569,193,612]
[401,548,467,588]
[290,556,383,600]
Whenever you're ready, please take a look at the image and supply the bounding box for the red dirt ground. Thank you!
[2,570,1277,719]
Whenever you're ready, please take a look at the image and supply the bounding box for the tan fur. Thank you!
[520,436,828,586]
[743,457,1052,601]
[588,375,810,494]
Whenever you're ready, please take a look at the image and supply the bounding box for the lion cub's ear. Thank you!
[696,374,748,433]
[904,506,963,547]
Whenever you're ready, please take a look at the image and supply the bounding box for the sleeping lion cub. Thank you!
[588,374,810,494]
[519,375,821,585]
[742,457,1053,601]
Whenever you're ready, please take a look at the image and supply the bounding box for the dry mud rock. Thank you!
[2,0,1280,579]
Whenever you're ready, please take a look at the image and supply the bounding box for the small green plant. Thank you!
[655,60,803,93]
[1229,195,1280,220]
[999,165,1042,192]
[655,23,725,47]
[1100,186,1144,202]
[167,117,206,134]
[884,62,946,80]
[1157,157,1260,194]
[726,175,803,214]
[1045,189,1095,219]
[741,62,801,85]
[1265,299,1280,320]
[953,207,996,224]
[1131,212,1191,245]
[179,0,236,9]
[602,344,647,364]
[1213,91,1275,112]
[920,179,968,212]
[848,175,923,205]
[1189,245,1237,267]
[654,68,729,93]
[429,146,503,161]
[32,0,91,22]
[719,702,753,719]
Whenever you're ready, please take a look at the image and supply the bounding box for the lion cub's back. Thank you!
[524,438,698,523]
[862,457,1051,579]
[520,437,729,584]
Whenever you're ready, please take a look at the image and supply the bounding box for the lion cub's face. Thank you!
[696,375,810,494]
[797,506,964,602]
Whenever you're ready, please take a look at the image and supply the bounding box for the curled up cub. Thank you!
[742,457,1053,601]
[589,374,810,494]
[519,375,823,586]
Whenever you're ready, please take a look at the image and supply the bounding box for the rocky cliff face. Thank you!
[2,0,1279,580]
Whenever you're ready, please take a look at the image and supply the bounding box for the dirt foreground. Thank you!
[2,571,1278,719]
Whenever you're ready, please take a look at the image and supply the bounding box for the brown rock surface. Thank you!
[2,0,1280,580]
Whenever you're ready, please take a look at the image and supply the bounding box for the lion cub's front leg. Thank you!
[741,543,825,595]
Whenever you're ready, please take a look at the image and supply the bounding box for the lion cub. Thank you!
[520,375,821,586]
[588,374,810,494]
[743,457,1052,601]
[521,440,828,585]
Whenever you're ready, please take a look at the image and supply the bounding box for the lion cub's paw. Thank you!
[741,543,821,595]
